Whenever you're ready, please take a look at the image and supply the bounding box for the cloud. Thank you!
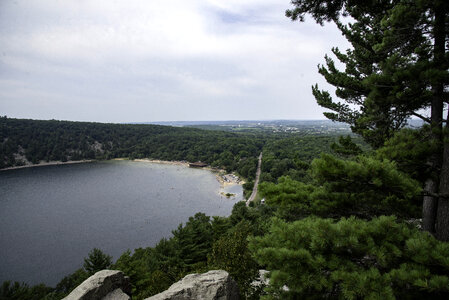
[0,0,348,122]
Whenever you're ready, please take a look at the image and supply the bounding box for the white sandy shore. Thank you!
[130,158,189,167]
[120,158,244,188]
[0,160,94,171]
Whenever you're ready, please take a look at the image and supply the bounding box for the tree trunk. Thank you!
[422,179,438,233]
[429,0,447,240]
[436,130,449,240]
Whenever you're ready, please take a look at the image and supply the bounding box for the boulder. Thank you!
[63,270,131,300]
[145,270,239,300]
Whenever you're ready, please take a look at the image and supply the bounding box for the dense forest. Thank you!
[2,0,449,299]
[0,117,265,182]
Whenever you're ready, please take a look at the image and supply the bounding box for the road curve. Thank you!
[246,152,262,206]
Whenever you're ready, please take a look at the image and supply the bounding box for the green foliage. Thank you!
[311,154,421,203]
[331,135,364,157]
[53,268,88,297]
[287,0,449,241]
[249,216,449,299]
[211,216,232,241]
[230,201,253,226]
[0,281,53,300]
[172,213,213,272]
[260,154,421,220]
[208,222,259,298]
[243,181,255,198]
[113,250,152,298]
[151,238,184,281]
[229,201,274,236]
[145,270,172,297]
[260,177,319,221]
[83,248,113,275]
[377,127,435,184]
[260,135,337,183]
[112,241,181,299]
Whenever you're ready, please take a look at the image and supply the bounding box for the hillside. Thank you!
[0,117,263,181]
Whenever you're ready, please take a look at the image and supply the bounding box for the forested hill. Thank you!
[0,117,263,178]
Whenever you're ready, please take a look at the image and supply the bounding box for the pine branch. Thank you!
[423,191,449,198]
[411,112,431,123]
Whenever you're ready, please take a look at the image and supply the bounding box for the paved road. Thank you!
[246,152,262,206]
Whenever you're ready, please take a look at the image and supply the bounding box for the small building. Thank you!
[189,162,208,168]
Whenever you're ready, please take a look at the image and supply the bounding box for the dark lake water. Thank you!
[0,160,242,286]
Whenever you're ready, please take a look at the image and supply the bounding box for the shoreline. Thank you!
[1,158,244,195]
[123,158,244,190]
[0,160,95,171]
[129,158,190,167]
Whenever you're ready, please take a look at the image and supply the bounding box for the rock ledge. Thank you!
[145,270,239,300]
[63,270,131,300]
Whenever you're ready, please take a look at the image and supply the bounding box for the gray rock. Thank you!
[102,288,130,300]
[145,270,239,300]
[63,270,131,300]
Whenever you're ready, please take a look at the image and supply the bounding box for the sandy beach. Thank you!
[131,158,190,167]
[123,158,244,188]
[124,158,244,200]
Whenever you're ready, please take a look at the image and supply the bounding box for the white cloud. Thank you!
[0,0,349,122]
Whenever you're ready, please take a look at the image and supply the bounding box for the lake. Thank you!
[0,160,242,286]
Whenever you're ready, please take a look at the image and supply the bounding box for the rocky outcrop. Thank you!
[63,270,131,300]
[63,269,238,300]
[145,270,239,300]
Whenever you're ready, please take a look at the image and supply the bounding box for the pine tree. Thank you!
[83,248,112,275]
[171,212,213,271]
[287,0,449,239]
[208,222,260,299]
[249,216,449,299]
[331,135,363,157]
[260,154,421,220]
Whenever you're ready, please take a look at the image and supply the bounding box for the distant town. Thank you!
[140,119,424,135]
[138,120,352,135]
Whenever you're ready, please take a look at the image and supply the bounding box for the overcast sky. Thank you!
[0,0,349,123]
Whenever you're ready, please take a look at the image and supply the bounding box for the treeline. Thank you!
[259,134,368,183]
[0,117,263,181]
